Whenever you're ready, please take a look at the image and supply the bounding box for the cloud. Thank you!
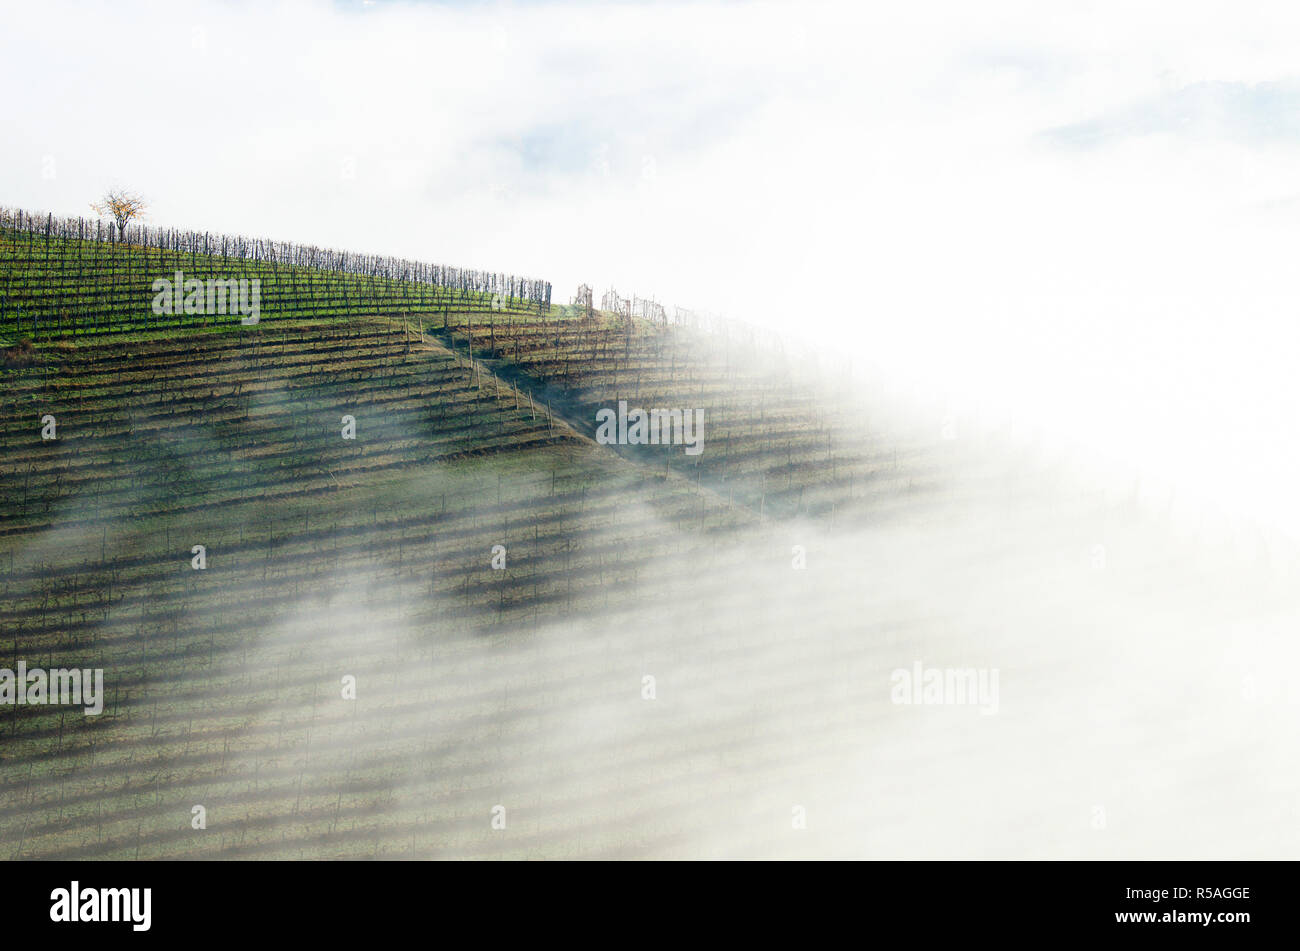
[1046,80,1300,149]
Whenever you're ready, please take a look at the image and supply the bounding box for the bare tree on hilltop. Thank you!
[91,189,148,240]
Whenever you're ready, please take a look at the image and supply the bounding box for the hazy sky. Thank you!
[5,0,1300,532]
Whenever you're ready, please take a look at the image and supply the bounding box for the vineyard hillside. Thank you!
[1,218,1284,859]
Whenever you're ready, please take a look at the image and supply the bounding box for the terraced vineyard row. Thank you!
[0,225,546,339]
